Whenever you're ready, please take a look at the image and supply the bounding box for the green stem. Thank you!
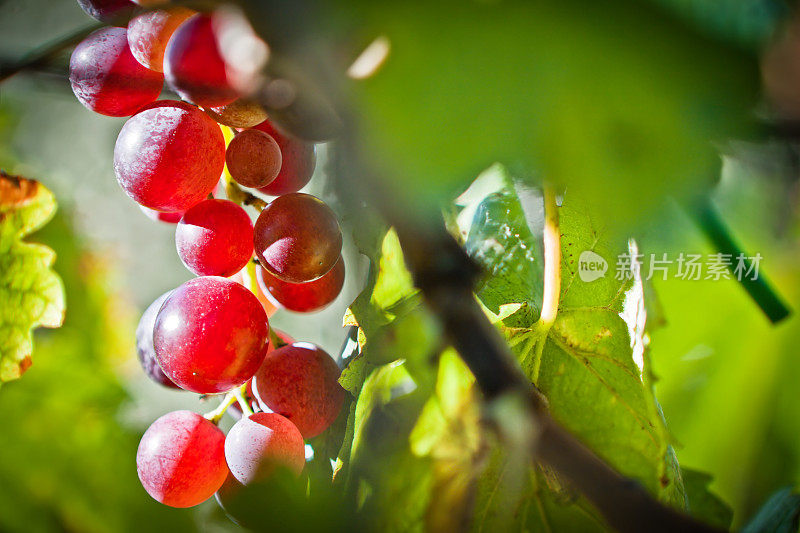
[203,390,239,425]
[690,195,791,324]
[233,385,254,417]
[531,184,561,383]
[269,328,288,349]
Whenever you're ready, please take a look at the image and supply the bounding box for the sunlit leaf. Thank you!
[0,172,64,384]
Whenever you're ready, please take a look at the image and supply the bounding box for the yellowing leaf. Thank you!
[0,172,65,384]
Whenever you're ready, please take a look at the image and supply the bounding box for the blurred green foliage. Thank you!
[339,0,759,229]
[0,209,195,532]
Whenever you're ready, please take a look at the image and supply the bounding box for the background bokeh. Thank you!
[0,0,798,531]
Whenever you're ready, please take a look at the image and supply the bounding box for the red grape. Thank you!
[205,99,268,128]
[164,13,238,107]
[154,277,269,394]
[254,121,316,196]
[229,266,278,317]
[226,129,282,188]
[225,412,305,484]
[252,343,345,438]
[76,0,135,24]
[114,100,225,212]
[69,27,163,117]
[137,410,228,507]
[253,193,342,283]
[127,7,195,72]
[135,291,179,389]
[256,256,345,313]
[176,199,254,277]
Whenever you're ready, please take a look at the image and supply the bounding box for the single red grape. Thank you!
[254,120,316,196]
[256,256,345,313]
[136,411,228,507]
[164,13,238,107]
[135,291,179,389]
[127,7,195,72]
[154,277,269,394]
[252,343,345,438]
[114,100,225,212]
[225,412,305,484]
[175,199,254,277]
[205,99,267,128]
[253,193,342,283]
[76,0,135,24]
[69,27,163,117]
[226,129,282,188]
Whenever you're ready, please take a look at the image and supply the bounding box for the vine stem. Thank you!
[530,184,561,383]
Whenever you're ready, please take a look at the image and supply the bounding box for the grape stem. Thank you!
[233,385,254,417]
[203,389,240,425]
[268,328,289,349]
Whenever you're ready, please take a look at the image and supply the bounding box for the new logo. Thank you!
[578,250,608,282]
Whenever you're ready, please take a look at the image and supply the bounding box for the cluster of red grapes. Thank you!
[70,0,347,509]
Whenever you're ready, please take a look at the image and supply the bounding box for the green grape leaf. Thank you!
[462,172,685,507]
[0,172,65,384]
[681,468,734,529]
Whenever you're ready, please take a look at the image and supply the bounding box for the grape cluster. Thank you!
[72,0,347,509]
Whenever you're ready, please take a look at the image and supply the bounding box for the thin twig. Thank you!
[0,23,103,83]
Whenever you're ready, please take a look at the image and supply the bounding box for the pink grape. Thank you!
[205,99,267,128]
[154,277,269,394]
[136,410,228,507]
[226,129,282,188]
[69,27,163,117]
[254,120,316,196]
[127,7,195,72]
[252,343,345,438]
[256,256,345,313]
[253,193,342,283]
[114,100,225,212]
[76,0,135,24]
[175,199,254,277]
[135,291,179,388]
[225,412,305,484]
[164,13,238,107]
